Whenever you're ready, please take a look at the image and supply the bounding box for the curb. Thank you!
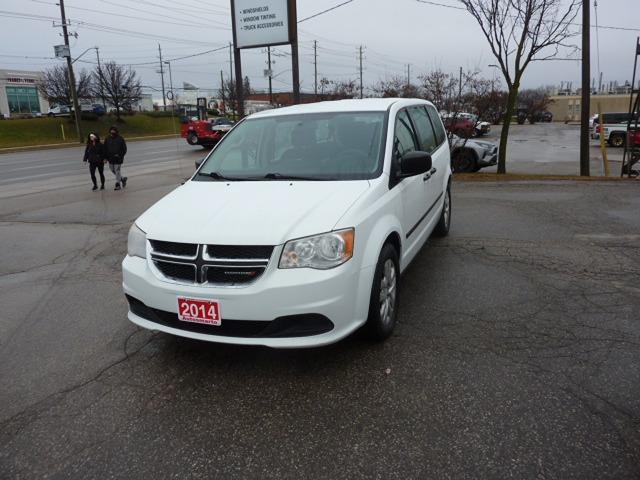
[0,134,180,154]
[454,173,633,182]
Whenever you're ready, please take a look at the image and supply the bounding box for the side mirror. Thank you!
[399,151,432,178]
[195,158,203,169]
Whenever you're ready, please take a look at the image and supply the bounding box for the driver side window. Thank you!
[390,110,419,187]
[394,110,418,162]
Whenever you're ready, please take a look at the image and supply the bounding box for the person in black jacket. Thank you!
[104,125,128,190]
[83,132,105,191]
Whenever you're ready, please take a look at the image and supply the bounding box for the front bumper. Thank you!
[477,146,498,167]
[122,254,374,348]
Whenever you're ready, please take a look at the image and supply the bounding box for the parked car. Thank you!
[592,112,639,147]
[47,105,70,117]
[450,135,498,173]
[536,111,553,122]
[123,99,452,348]
[441,113,476,138]
[181,117,235,149]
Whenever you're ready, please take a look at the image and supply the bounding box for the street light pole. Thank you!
[94,47,106,110]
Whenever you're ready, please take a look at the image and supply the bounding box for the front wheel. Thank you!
[609,134,625,148]
[364,244,400,341]
[432,185,451,237]
[452,150,477,173]
[187,132,199,145]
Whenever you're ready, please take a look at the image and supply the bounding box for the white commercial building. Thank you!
[0,69,50,118]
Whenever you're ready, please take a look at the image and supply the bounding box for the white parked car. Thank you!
[47,104,70,117]
[450,135,498,173]
[123,98,452,348]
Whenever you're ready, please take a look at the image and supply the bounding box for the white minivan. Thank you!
[123,99,452,348]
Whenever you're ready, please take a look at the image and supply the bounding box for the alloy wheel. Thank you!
[379,259,397,326]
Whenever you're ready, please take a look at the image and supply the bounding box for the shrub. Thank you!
[81,112,99,121]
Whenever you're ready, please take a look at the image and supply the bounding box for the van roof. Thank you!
[249,98,433,118]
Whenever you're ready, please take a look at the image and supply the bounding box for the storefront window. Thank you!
[6,86,41,114]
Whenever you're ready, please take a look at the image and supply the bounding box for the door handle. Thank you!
[423,173,431,182]
[430,167,437,175]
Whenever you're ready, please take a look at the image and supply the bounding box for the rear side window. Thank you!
[408,106,437,153]
[426,105,447,146]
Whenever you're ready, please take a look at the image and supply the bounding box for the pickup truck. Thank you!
[591,112,638,148]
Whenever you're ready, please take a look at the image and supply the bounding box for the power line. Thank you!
[414,0,640,32]
[27,0,227,30]
[298,0,355,23]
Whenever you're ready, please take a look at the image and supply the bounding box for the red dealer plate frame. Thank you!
[177,297,221,326]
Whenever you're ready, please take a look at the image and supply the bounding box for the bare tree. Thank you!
[372,76,421,98]
[418,69,458,112]
[459,0,580,173]
[93,62,142,121]
[39,64,92,107]
[330,79,359,99]
[517,88,554,124]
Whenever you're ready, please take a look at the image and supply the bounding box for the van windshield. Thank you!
[195,111,387,181]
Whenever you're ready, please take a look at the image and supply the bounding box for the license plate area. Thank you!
[177,297,221,326]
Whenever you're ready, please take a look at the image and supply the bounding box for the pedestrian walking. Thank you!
[83,132,105,191]
[104,125,128,190]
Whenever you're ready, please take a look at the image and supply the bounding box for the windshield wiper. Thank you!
[198,171,248,181]
[263,172,332,181]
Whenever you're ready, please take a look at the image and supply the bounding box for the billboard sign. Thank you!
[232,0,291,49]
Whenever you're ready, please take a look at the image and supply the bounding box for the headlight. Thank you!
[127,224,147,259]
[279,228,354,270]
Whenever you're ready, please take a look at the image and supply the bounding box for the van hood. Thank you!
[136,179,370,246]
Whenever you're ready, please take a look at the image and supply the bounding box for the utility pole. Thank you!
[58,0,82,143]
[313,40,318,96]
[358,46,364,99]
[229,42,234,87]
[267,47,273,104]
[407,64,410,86]
[580,0,591,176]
[164,61,174,111]
[220,70,226,114]
[158,44,166,111]
[95,47,106,110]
[458,66,463,106]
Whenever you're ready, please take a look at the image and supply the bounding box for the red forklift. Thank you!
[180,97,234,149]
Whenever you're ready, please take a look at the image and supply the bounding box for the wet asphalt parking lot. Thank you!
[1,123,639,478]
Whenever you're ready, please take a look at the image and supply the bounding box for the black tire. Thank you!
[187,132,199,146]
[432,184,451,238]
[609,134,625,148]
[451,149,477,173]
[363,243,400,341]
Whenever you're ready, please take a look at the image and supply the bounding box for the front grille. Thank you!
[153,261,196,282]
[149,240,197,258]
[206,245,273,260]
[149,241,274,287]
[205,266,267,284]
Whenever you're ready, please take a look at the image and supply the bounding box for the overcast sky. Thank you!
[2,0,639,97]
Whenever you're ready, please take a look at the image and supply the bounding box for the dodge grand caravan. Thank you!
[123,98,452,348]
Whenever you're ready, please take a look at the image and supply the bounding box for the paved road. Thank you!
[0,138,206,198]
[0,124,628,197]
[1,169,639,478]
